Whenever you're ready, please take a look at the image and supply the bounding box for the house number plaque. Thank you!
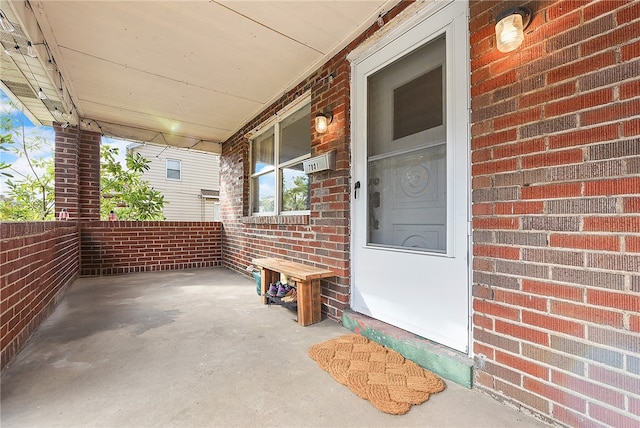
[303,150,336,174]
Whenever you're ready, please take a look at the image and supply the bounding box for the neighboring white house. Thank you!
[127,143,220,221]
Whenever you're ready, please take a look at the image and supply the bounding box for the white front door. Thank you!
[350,1,470,353]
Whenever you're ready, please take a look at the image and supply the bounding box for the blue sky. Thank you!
[1,89,129,195]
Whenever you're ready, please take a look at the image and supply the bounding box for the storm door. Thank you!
[350,1,470,352]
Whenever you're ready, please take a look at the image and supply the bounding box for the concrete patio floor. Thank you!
[1,268,549,428]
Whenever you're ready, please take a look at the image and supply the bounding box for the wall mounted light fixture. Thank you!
[315,112,333,134]
[495,6,531,53]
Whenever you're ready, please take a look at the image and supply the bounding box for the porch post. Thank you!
[54,124,102,221]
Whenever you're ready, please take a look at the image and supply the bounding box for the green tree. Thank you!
[282,175,309,211]
[0,99,165,221]
[0,158,54,221]
[0,111,55,221]
[100,145,165,220]
[1,115,15,178]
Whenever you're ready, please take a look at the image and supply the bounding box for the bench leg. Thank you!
[297,279,322,326]
[260,268,279,305]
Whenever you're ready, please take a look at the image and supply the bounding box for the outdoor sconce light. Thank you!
[315,112,333,134]
[495,6,532,53]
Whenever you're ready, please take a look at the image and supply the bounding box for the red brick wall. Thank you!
[220,76,352,321]
[220,2,412,322]
[219,49,347,319]
[54,124,101,220]
[80,221,222,276]
[470,1,640,426]
[1,220,222,371]
[54,124,79,219]
[78,129,101,221]
[0,222,79,371]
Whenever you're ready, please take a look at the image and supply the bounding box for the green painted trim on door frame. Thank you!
[342,310,473,388]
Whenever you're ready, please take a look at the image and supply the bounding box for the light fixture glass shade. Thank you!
[38,88,47,100]
[496,13,525,53]
[27,42,37,58]
[5,44,19,57]
[0,14,15,33]
[315,114,329,134]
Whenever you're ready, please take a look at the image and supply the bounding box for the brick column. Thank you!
[78,129,101,220]
[54,124,102,221]
[54,123,79,219]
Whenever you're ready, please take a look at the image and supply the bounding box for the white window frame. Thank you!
[249,96,311,216]
[166,159,181,181]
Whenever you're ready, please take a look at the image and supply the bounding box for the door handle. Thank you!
[354,181,361,199]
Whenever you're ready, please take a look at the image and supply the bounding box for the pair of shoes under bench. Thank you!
[282,289,297,303]
[266,282,293,298]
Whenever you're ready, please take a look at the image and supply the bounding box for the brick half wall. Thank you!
[1,222,79,371]
[80,221,222,276]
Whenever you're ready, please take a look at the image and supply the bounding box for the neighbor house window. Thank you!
[166,159,181,180]
[250,100,311,215]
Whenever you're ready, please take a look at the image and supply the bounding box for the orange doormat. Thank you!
[308,334,445,415]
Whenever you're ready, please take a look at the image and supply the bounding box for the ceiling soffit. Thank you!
[1,0,398,153]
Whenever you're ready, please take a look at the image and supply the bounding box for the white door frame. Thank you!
[348,0,472,354]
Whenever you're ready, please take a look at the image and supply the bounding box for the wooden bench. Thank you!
[252,257,334,326]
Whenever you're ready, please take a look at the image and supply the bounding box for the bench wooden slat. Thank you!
[252,258,333,281]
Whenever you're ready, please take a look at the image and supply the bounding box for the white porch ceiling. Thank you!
[1,0,398,153]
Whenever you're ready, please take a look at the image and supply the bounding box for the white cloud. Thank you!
[1,90,55,195]
[7,155,47,181]
[13,126,54,150]
[1,127,54,195]
[103,137,131,165]
[1,99,20,116]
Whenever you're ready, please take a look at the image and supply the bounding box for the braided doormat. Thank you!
[308,334,445,415]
